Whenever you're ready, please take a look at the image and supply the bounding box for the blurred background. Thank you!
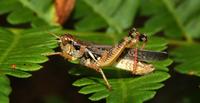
[0,0,200,103]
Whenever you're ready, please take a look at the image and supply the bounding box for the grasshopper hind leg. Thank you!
[98,68,112,90]
[80,57,112,90]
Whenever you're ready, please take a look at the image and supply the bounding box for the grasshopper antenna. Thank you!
[43,27,60,39]
[48,32,62,43]
[48,32,60,39]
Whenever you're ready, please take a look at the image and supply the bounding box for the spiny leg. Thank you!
[133,32,139,74]
[85,49,112,90]
[90,32,141,87]
[82,61,112,90]
[127,28,140,74]
[98,68,112,90]
[92,27,141,74]
[133,33,148,74]
[129,28,148,74]
[97,30,139,67]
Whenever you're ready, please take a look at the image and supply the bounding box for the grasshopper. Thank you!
[49,28,168,90]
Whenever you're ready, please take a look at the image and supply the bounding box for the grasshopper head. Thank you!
[60,34,75,45]
[59,34,82,61]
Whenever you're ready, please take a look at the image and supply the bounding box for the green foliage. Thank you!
[140,0,200,40]
[139,0,200,77]
[0,27,59,77]
[68,32,172,103]
[74,0,140,33]
[0,0,56,27]
[0,26,59,103]
[0,76,11,103]
[171,45,200,77]
[73,72,170,103]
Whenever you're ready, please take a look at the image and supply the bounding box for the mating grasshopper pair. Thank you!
[49,28,168,90]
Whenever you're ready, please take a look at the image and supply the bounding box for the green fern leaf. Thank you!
[74,0,140,33]
[140,0,200,40]
[171,45,200,77]
[0,27,59,77]
[73,72,170,103]
[0,75,11,103]
[0,0,56,26]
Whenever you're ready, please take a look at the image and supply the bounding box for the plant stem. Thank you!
[161,0,194,43]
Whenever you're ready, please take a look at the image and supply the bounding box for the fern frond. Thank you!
[0,75,11,103]
[0,27,60,77]
[73,72,170,103]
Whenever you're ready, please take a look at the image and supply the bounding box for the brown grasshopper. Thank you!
[48,28,168,90]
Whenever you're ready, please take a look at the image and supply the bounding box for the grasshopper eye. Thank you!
[72,42,81,50]
[74,45,80,50]
[139,34,147,42]
[69,40,73,44]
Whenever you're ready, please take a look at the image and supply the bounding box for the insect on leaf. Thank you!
[69,31,172,103]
